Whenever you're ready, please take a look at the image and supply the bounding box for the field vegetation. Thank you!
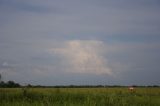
[0,87,160,106]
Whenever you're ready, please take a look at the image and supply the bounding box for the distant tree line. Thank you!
[0,74,20,88]
[0,74,159,88]
[0,80,21,88]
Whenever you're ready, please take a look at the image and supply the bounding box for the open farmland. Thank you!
[0,87,160,106]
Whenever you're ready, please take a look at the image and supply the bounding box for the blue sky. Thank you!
[0,0,160,85]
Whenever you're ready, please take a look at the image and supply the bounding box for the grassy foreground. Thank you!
[0,88,160,106]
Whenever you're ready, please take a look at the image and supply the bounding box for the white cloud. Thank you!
[50,40,112,75]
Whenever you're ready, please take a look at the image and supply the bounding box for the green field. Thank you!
[0,88,160,106]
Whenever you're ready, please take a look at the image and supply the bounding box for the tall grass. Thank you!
[0,88,160,106]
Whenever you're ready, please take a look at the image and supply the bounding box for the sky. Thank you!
[0,0,160,86]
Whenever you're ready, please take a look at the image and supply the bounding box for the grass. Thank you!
[0,87,160,106]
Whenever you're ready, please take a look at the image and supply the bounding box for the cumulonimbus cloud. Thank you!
[49,40,112,75]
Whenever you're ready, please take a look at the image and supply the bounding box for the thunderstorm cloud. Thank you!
[0,0,160,85]
[50,40,112,75]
